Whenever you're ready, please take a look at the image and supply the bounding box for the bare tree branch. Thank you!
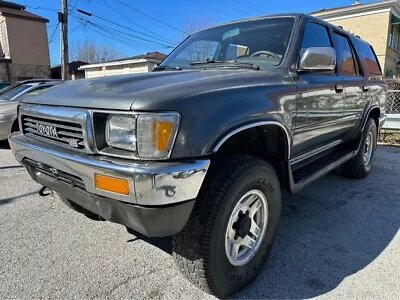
[71,38,122,63]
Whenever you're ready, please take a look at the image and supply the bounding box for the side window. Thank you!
[357,41,382,75]
[334,33,361,76]
[301,21,332,51]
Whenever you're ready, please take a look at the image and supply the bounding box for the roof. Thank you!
[0,1,49,22]
[51,61,89,72]
[106,51,167,63]
[311,0,400,19]
[79,51,167,70]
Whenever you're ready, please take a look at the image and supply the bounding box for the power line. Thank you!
[189,0,242,19]
[24,5,59,13]
[230,0,263,15]
[48,23,59,43]
[73,9,176,48]
[115,0,188,35]
[70,0,79,10]
[70,14,173,50]
[101,0,179,45]
[206,0,247,18]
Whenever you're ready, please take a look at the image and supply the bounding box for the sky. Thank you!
[20,0,378,66]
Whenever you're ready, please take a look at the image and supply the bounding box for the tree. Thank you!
[180,18,214,62]
[71,38,122,63]
[182,17,212,35]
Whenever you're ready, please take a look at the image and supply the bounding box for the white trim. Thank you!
[79,58,162,70]
[311,0,400,19]
[323,8,391,22]
[212,121,292,159]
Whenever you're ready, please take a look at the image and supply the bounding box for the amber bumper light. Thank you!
[94,174,129,195]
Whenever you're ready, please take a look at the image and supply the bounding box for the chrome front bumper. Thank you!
[9,133,210,206]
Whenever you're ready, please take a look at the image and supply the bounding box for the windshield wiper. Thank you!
[153,65,182,71]
[190,59,223,65]
[191,59,260,70]
[232,61,260,70]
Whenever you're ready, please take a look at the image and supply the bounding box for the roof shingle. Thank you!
[0,1,48,22]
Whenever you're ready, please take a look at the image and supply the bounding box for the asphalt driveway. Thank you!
[0,141,399,299]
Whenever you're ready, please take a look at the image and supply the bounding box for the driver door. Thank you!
[293,21,345,156]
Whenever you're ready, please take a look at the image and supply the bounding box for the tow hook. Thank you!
[39,186,53,197]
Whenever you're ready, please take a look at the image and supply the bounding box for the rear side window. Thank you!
[356,41,382,75]
[334,33,361,76]
[301,22,332,51]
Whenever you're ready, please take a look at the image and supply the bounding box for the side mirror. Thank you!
[298,47,336,72]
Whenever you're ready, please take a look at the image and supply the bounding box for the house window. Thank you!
[389,14,400,51]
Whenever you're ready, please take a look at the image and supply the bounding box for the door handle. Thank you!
[335,84,343,93]
[362,86,369,92]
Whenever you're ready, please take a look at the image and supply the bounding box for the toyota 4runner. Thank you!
[9,14,387,297]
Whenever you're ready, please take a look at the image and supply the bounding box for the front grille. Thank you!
[23,158,85,190]
[21,115,85,150]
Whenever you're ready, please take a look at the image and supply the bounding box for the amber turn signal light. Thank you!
[94,174,129,195]
[154,121,173,151]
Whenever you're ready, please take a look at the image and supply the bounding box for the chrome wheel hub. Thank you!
[225,189,268,266]
[363,131,374,165]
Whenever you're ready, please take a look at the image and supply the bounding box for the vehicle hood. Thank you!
[21,69,282,111]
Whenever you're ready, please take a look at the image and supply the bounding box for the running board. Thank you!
[288,148,356,194]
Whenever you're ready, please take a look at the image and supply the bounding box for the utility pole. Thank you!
[59,0,69,80]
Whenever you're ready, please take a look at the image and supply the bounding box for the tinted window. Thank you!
[301,22,332,51]
[356,40,382,75]
[334,33,360,76]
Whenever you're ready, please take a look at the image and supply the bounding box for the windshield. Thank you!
[160,17,294,70]
[0,84,33,101]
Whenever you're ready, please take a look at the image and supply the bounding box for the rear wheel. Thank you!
[342,118,377,178]
[173,155,281,297]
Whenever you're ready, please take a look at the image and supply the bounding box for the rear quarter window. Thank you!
[356,40,382,75]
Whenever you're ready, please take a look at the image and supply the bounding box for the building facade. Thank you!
[79,52,167,79]
[0,1,50,82]
[312,0,400,77]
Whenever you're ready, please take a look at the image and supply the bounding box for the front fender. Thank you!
[170,84,296,159]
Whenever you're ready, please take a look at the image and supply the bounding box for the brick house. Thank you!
[311,0,400,77]
[0,1,50,82]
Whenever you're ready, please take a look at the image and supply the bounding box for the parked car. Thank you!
[9,14,386,297]
[0,81,61,141]
[0,81,11,91]
[0,79,57,96]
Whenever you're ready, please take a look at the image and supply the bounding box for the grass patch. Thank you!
[379,129,400,145]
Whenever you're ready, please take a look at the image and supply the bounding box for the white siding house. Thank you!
[79,51,167,79]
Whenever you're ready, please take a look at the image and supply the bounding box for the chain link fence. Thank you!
[385,90,400,114]
[383,80,400,131]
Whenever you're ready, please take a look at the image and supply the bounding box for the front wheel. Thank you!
[173,156,281,297]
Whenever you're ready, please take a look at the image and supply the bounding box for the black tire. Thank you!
[172,155,281,298]
[342,118,377,178]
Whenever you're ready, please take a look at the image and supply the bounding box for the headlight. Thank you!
[106,115,137,151]
[0,113,5,120]
[105,112,180,159]
[137,113,180,159]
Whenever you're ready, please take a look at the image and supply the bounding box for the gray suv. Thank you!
[9,14,386,297]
